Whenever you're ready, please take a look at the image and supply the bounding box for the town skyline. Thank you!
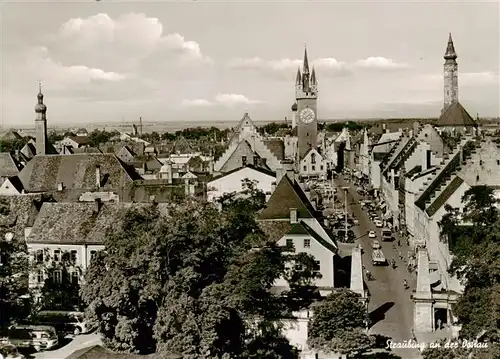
[1,0,499,126]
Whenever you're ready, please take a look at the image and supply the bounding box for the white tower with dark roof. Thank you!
[34,82,49,155]
[443,33,458,114]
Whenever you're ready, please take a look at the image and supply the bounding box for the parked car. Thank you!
[31,311,88,336]
[6,325,58,352]
[353,218,359,225]
[372,240,381,249]
[374,219,383,228]
[368,231,376,238]
[0,344,25,359]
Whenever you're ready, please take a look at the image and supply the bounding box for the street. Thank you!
[334,176,421,359]
[28,333,102,359]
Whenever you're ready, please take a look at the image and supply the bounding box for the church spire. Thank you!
[302,46,310,74]
[311,67,316,85]
[444,33,457,60]
[295,67,302,85]
[34,82,48,155]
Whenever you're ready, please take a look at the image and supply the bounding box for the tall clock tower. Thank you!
[295,47,318,160]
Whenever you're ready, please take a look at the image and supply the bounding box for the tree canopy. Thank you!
[81,186,321,358]
[307,289,372,356]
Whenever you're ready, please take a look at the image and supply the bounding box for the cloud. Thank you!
[182,94,262,108]
[45,13,211,74]
[23,46,128,88]
[181,99,214,107]
[353,57,409,70]
[421,72,499,87]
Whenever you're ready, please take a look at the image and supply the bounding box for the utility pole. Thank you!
[344,188,348,242]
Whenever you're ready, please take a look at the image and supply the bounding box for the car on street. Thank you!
[372,240,381,249]
[368,231,376,238]
[0,344,25,359]
[353,218,359,225]
[374,219,383,228]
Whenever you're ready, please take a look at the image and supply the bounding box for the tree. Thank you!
[307,289,372,356]
[0,199,30,331]
[82,192,320,357]
[438,186,500,343]
[88,129,120,147]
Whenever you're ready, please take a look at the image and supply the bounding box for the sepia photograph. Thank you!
[0,0,499,358]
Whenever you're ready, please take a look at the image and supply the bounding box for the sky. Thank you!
[0,0,499,126]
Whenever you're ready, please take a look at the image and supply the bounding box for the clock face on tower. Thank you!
[299,108,315,124]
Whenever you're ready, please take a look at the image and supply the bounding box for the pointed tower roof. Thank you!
[311,67,316,84]
[295,67,302,85]
[302,46,310,74]
[444,33,457,60]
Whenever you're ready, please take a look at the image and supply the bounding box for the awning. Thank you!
[430,270,441,285]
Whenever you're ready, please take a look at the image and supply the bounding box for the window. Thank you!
[497,160,500,165]
[303,166,307,171]
[36,250,44,263]
[286,239,294,251]
[70,250,77,263]
[320,165,324,171]
[311,153,316,164]
[37,270,44,283]
[71,271,79,285]
[53,270,62,284]
[314,260,321,271]
[479,160,483,166]
[304,239,311,248]
[242,156,247,166]
[90,250,97,261]
[54,250,61,262]
[476,175,480,181]
[312,165,316,171]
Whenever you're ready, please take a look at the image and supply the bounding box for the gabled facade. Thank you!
[369,131,402,191]
[60,136,92,149]
[258,174,337,293]
[298,148,327,179]
[214,113,281,172]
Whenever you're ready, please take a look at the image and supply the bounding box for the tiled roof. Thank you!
[27,202,160,245]
[66,345,163,359]
[0,152,21,177]
[0,130,22,141]
[0,194,43,240]
[288,222,309,235]
[67,136,92,146]
[426,176,464,217]
[259,175,316,220]
[71,147,102,154]
[18,154,140,193]
[258,220,293,242]
[436,102,477,127]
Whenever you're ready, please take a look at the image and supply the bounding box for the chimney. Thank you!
[167,162,173,184]
[290,208,298,224]
[94,198,101,213]
[57,182,63,191]
[95,165,101,188]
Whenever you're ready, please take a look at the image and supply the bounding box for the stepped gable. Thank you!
[436,102,477,127]
[263,139,285,160]
[228,112,257,145]
[415,138,477,210]
[219,140,255,172]
[426,176,464,217]
[259,175,315,220]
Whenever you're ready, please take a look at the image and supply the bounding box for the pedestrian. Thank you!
[437,318,442,330]
[397,239,400,247]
